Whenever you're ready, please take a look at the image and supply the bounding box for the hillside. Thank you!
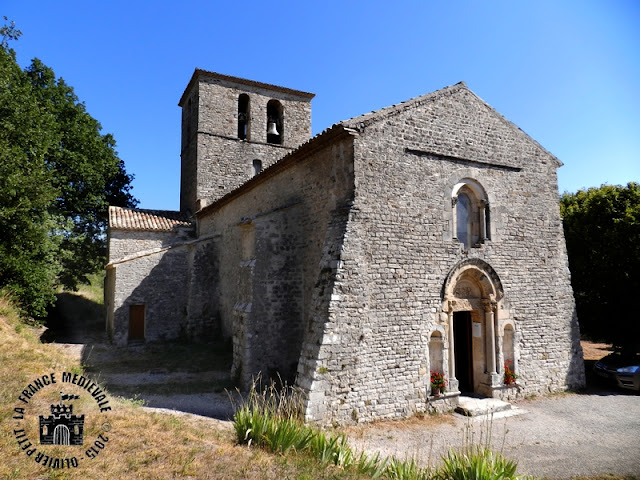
[0,293,362,479]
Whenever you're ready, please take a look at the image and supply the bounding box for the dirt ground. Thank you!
[581,340,614,361]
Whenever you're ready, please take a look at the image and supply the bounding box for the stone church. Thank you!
[105,69,585,424]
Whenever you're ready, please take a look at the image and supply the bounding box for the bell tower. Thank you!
[178,70,314,213]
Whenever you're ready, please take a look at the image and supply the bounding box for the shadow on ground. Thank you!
[41,291,236,420]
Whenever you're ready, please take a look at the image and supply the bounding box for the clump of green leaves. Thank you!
[0,16,21,49]
[560,183,640,352]
[385,456,431,480]
[438,446,518,480]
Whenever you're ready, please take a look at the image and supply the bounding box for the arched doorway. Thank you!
[53,424,70,445]
[442,259,508,396]
[453,310,474,392]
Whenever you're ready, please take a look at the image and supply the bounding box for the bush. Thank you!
[438,446,519,480]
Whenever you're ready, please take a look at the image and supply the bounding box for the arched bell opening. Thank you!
[238,94,250,140]
[266,100,283,145]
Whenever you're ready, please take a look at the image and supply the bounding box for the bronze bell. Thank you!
[267,121,279,136]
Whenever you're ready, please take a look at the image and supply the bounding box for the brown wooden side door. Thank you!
[129,304,145,341]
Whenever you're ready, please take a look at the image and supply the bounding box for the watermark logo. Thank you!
[12,372,113,469]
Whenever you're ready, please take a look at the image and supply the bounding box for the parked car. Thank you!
[594,352,640,392]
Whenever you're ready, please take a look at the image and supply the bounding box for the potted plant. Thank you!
[504,361,518,386]
[430,371,447,395]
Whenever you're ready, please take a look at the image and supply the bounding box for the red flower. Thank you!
[504,361,518,386]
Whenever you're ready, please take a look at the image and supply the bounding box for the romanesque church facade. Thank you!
[106,69,585,424]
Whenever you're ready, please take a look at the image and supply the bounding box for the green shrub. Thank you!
[385,456,431,480]
[264,416,314,454]
[355,451,388,478]
[231,375,311,453]
[438,446,518,480]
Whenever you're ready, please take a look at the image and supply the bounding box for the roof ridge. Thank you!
[109,206,194,232]
[340,82,468,129]
[179,69,315,106]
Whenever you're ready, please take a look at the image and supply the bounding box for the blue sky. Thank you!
[4,0,639,210]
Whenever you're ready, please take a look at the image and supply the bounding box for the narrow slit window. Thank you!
[252,159,262,176]
[238,94,250,140]
[456,193,471,249]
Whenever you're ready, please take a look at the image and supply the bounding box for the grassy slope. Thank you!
[0,292,365,480]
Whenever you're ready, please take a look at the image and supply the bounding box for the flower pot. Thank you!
[432,387,441,396]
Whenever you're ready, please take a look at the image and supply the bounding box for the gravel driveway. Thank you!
[347,389,640,479]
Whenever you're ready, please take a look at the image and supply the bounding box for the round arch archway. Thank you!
[441,259,508,396]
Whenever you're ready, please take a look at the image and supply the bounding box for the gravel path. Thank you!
[347,390,640,479]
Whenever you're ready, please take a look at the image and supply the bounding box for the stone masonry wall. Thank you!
[108,244,191,345]
[108,229,180,263]
[185,237,221,339]
[300,85,584,424]
[193,138,290,207]
[197,132,355,387]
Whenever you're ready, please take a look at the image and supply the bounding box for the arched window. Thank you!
[252,159,262,176]
[266,100,283,145]
[456,192,471,248]
[452,180,490,249]
[238,94,250,140]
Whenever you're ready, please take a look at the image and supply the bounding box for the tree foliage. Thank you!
[0,23,137,317]
[560,183,640,351]
[25,59,137,288]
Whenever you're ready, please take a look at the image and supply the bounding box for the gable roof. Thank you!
[340,82,561,168]
[109,206,193,232]
[341,82,469,129]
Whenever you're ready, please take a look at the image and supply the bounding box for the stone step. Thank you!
[455,396,512,417]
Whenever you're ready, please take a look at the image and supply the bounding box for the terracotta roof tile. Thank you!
[109,206,193,232]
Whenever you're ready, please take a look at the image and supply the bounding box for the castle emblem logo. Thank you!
[12,372,114,470]
[39,393,84,446]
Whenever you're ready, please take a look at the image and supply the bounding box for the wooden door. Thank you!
[129,304,145,341]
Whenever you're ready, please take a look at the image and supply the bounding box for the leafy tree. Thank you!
[0,47,59,315]
[25,59,137,289]
[0,15,21,49]
[0,20,137,316]
[560,183,640,352]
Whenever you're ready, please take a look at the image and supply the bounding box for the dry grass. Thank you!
[0,293,363,480]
